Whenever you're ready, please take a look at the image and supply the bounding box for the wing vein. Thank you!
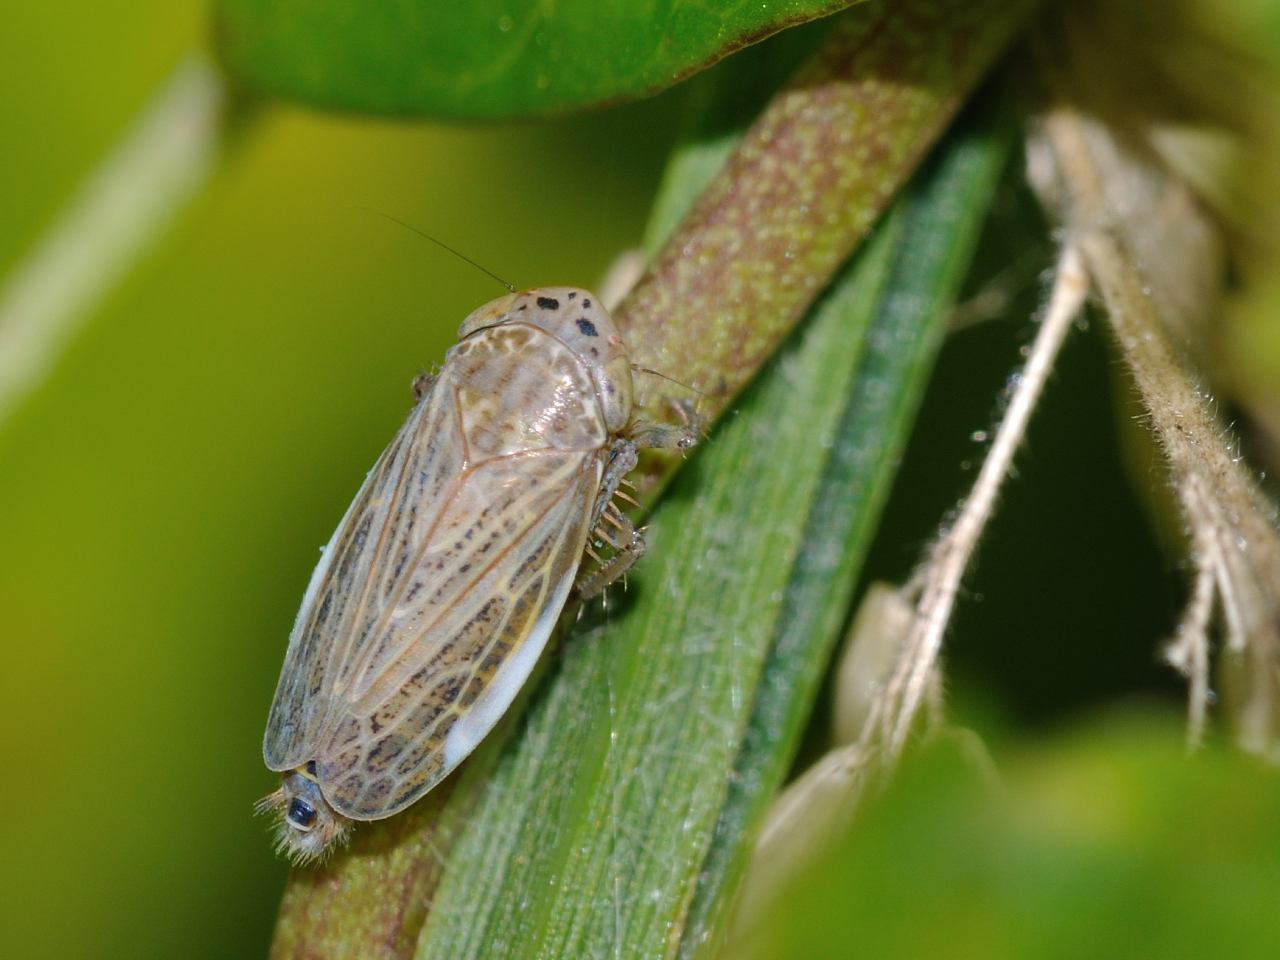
[353,456,593,709]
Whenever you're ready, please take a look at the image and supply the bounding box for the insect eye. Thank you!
[287,797,317,829]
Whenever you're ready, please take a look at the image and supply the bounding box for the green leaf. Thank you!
[214,0,861,120]
[677,93,1016,959]
[746,715,1280,960]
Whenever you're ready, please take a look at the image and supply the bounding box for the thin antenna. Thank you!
[631,364,707,399]
[363,208,515,292]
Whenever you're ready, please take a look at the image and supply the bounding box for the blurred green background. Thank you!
[3,3,1279,959]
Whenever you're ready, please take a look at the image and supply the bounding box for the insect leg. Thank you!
[576,509,646,600]
[575,402,698,599]
[575,438,647,599]
[626,397,700,452]
[590,438,639,528]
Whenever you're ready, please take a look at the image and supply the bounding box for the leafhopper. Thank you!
[259,288,693,862]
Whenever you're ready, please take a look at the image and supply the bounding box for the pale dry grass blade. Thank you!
[0,56,226,429]
[873,243,1088,761]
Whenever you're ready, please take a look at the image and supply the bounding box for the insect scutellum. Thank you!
[260,286,695,863]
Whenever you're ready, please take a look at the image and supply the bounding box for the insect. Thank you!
[258,287,694,862]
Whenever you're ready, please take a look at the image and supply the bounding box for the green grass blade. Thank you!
[412,94,1012,957]
[414,196,901,960]
[677,93,1017,959]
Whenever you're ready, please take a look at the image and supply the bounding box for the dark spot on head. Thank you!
[517,304,527,311]
[583,298,592,308]
[567,291,577,300]
[288,797,317,828]
[536,296,560,310]
[577,318,598,337]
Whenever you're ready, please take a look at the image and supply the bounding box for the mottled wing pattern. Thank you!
[266,321,610,820]
[318,452,598,819]
[263,374,462,770]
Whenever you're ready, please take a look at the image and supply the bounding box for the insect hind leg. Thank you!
[576,439,645,600]
[577,504,646,600]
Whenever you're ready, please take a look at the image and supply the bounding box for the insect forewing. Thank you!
[265,318,608,820]
[263,375,460,771]
[321,456,597,818]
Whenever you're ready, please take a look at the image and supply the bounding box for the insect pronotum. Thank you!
[258,287,694,862]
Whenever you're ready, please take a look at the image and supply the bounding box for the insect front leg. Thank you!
[626,397,700,453]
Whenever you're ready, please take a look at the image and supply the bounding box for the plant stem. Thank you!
[877,243,1088,760]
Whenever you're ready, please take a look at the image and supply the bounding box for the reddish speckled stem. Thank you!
[620,0,1033,443]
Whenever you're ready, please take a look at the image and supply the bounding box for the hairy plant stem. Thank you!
[870,244,1088,762]
[1032,65,1280,755]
